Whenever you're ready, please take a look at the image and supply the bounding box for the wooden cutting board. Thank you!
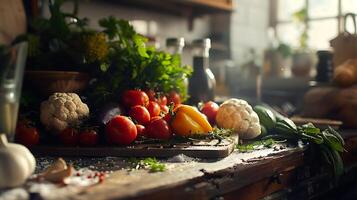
[30,136,238,158]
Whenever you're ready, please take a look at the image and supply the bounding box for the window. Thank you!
[275,0,357,50]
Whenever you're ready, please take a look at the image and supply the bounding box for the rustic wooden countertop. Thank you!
[2,131,357,200]
[73,146,305,200]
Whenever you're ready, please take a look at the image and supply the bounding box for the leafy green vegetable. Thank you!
[253,105,277,130]
[255,105,345,179]
[88,17,192,106]
[14,0,102,70]
[128,157,166,172]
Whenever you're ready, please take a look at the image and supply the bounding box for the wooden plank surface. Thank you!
[2,131,355,200]
[69,147,305,200]
[38,130,357,200]
[0,146,304,200]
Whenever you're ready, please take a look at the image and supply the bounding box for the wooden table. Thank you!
[74,147,306,200]
[2,132,357,200]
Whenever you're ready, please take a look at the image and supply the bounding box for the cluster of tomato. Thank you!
[15,89,220,147]
[15,120,101,147]
[105,89,221,145]
[51,90,180,147]
[105,89,180,145]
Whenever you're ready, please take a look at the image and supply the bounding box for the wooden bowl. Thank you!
[25,70,90,95]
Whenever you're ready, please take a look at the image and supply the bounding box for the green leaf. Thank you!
[322,130,344,152]
[128,157,166,172]
[99,16,118,39]
[320,145,344,180]
[133,34,149,58]
[89,17,192,106]
[264,105,345,180]
[327,126,345,146]
[100,63,109,72]
[300,132,324,144]
[236,139,278,152]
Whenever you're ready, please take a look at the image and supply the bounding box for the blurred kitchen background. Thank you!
[27,0,357,111]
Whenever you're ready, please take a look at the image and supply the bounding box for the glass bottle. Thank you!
[315,50,333,83]
[166,37,188,98]
[0,42,27,141]
[166,37,185,55]
[188,38,216,105]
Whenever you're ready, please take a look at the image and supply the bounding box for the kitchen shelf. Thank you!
[179,0,234,12]
[104,0,234,16]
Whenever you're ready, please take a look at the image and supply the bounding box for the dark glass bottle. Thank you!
[188,38,216,105]
[315,50,333,83]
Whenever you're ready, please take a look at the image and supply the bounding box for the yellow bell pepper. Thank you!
[171,105,213,136]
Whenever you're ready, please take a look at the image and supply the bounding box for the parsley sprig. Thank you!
[170,128,234,146]
[236,138,280,153]
[89,17,192,106]
[128,157,166,172]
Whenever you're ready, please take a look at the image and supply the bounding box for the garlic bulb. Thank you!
[0,134,36,188]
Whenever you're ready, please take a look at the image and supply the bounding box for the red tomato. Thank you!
[59,128,79,146]
[167,91,181,105]
[122,90,149,108]
[150,116,161,121]
[157,95,167,106]
[146,117,172,140]
[129,105,150,125]
[160,105,169,114]
[136,124,146,136]
[105,116,137,145]
[145,89,156,101]
[15,123,40,147]
[163,112,172,124]
[147,101,161,117]
[201,101,219,125]
[79,130,98,146]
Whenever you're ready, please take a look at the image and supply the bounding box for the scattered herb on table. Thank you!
[187,128,233,140]
[236,138,280,153]
[172,128,234,146]
[128,157,166,172]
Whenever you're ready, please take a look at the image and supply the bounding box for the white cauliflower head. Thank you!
[40,93,90,133]
[216,98,261,139]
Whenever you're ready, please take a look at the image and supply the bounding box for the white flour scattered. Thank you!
[167,154,197,163]
[0,167,110,200]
